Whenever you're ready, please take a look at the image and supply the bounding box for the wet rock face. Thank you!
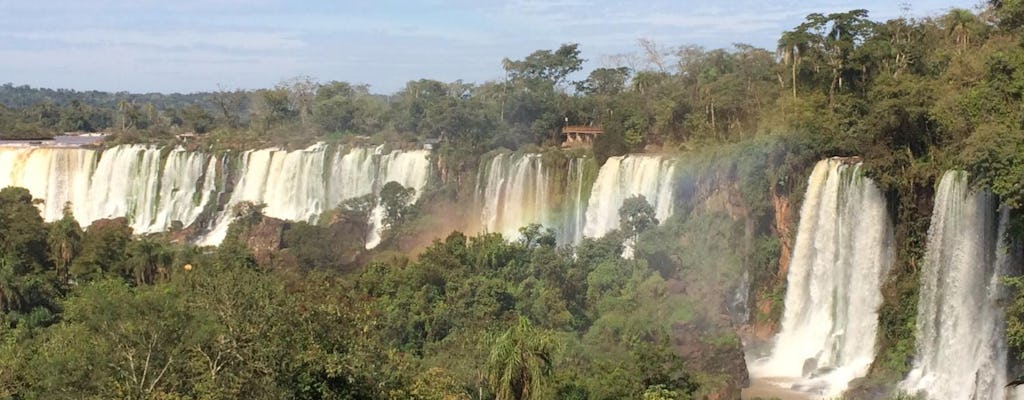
[673,318,750,400]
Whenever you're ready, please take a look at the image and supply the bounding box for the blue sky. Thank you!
[0,0,980,94]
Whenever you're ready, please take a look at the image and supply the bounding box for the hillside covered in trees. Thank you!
[2,2,1024,400]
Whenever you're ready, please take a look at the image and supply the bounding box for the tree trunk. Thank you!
[792,59,798,98]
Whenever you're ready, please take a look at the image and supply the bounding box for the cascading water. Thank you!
[0,145,218,233]
[474,153,596,245]
[562,157,588,245]
[200,144,431,248]
[900,171,1014,400]
[365,148,432,248]
[583,155,676,238]
[749,158,893,398]
[477,153,552,240]
[201,143,333,244]
[0,143,430,249]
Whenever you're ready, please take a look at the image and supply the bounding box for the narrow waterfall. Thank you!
[562,157,588,245]
[0,145,218,233]
[365,149,432,248]
[583,155,676,238]
[901,171,1014,400]
[476,153,552,240]
[749,159,893,398]
[474,153,594,245]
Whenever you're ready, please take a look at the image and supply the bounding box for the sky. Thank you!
[0,0,981,94]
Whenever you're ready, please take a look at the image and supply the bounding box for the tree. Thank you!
[180,104,215,133]
[0,258,23,313]
[576,67,631,95]
[943,8,983,53]
[502,44,585,88]
[209,89,248,127]
[125,237,172,285]
[619,195,659,241]
[251,88,295,132]
[71,218,133,281]
[0,187,50,273]
[47,203,82,285]
[518,224,556,250]
[379,181,416,232]
[487,317,559,400]
[778,29,813,98]
[989,0,1024,31]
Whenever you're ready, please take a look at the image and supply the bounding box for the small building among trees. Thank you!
[560,125,602,148]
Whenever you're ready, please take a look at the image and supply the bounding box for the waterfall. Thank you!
[0,145,217,233]
[201,145,431,248]
[901,171,1015,400]
[583,155,676,238]
[476,153,552,240]
[562,157,587,245]
[365,149,432,248]
[0,144,431,249]
[749,158,893,398]
[325,147,376,208]
[200,144,332,244]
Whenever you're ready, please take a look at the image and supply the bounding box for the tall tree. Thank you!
[487,317,558,400]
[0,187,50,273]
[778,29,813,98]
[47,203,82,286]
[502,43,585,88]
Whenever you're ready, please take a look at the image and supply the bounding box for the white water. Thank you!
[0,144,430,249]
[562,157,587,245]
[0,145,218,233]
[476,153,553,240]
[201,144,431,247]
[901,171,1014,400]
[473,153,674,246]
[583,155,676,238]
[364,148,432,248]
[750,159,893,398]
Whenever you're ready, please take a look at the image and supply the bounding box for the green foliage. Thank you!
[502,43,585,88]
[619,195,659,241]
[0,187,50,273]
[47,203,82,285]
[380,181,417,232]
[1005,275,1024,357]
[70,218,133,281]
[487,317,559,400]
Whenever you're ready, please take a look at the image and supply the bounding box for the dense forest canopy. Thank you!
[2,2,1024,399]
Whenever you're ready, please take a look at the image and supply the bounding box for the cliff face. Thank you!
[667,165,762,398]
[771,185,793,278]
[673,318,750,400]
[244,217,287,266]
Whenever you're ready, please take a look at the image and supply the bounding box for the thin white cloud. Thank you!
[2,29,305,52]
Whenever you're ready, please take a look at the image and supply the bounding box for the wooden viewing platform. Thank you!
[561,125,602,147]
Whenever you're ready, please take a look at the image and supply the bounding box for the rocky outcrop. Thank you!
[673,318,750,400]
[770,185,793,277]
[245,216,287,266]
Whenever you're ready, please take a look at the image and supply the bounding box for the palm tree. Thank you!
[48,202,82,286]
[487,317,559,400]
[127,237,172,285]
[777,30,811,98]
[944,8,980,53]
